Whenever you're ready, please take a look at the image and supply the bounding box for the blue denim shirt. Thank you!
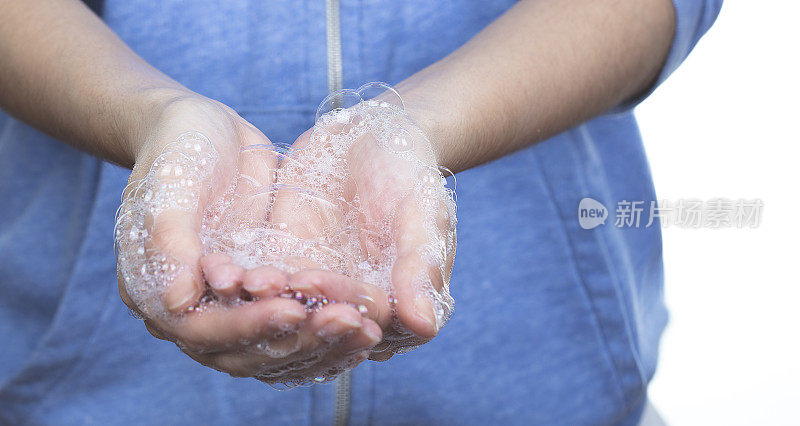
[0,1,721,424]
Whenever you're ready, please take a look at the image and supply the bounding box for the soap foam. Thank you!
[115,82,457,387]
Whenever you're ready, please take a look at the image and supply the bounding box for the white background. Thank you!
[636,1,800,424]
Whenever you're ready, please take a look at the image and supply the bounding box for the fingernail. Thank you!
[414,295,438,331]
[166,269,198,312]
[167,289,196,312]
[316,317,362,340]
[270,310,306,330]
[289,281,317,293]
[343,328,381,355]
[364,326,381,344]
[209,280,235,290]
[200,253,232,270]
[247,279,273,291]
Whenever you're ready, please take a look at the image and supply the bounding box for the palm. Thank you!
[273,93,456,359]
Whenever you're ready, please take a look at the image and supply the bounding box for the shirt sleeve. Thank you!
[614,0,724,111]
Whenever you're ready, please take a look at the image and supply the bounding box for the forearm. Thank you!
[398,0,676,172]
[0,0,187,167]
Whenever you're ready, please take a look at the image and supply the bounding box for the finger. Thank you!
[147,208,206,313]
[202,352,262,378]
[306,303,364,343]
[287,319,379,380]
[334,318,382,356]
[214,126,277,231]
[236,125,277,192]
[288,269,392,328]
[134,134,220,315]
[435,197,457,284]
[392,254,437,339]
[274,301,367,362]
[242,265,290,298]
[201,303,365,378]
[144,319,173,342]
[204,262,246,298]
[170,297,307,350]
[206,327,305,377]
[280,318,380,382]
[272,129,353,238]
[270,129,364,277]
[270,186,330,240]
[200,253,232,271]
[391,195,440,339]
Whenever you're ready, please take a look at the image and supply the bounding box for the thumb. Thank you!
[116,131,219,317]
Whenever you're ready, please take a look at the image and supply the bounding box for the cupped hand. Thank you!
[115,84,456,385]
[274,84,457,361]
[114,94,392,385]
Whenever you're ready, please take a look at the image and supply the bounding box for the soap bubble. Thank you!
[357,81,405,110]
[315,89,362,124]
[382,128,415,154]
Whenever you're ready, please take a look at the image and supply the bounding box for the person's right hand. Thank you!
[114,93,388,384]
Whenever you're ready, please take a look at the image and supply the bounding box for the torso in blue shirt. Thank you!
[0,0,719,424]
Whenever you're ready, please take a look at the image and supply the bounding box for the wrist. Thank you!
[122,86,204,167]
[395,78,457,171]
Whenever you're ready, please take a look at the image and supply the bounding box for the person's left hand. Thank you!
[271,92,457,361]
